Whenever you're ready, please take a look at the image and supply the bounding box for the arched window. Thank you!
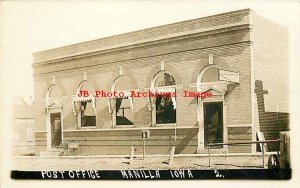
[152,72,176,125]
[48,85,63,99]
[197,66,224,148]
[73,80,96,128]
[154,72,176,87]
[201,67,219,82]
[113,76,134,126]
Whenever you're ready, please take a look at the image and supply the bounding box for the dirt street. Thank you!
[12,154,269,170]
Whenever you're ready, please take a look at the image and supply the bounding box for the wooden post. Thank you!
[262,143,265,168]
[143,137,146,160]
[208,145,211,167]
[169,147,175,165]
[130,146,134,162]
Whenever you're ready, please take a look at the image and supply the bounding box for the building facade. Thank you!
[32,9,289,156]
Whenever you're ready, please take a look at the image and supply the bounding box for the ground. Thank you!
[12,154,271,171]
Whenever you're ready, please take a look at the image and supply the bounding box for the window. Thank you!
[153,72,176,125]
[154,72,176,87]
[80,101,96,127]
[155,94,176,124]
[201,67,219,82]
[116,96,133,125]
[73,80,96,128]
[114,76,134,126]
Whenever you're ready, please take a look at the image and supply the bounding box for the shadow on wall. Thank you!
[176,122,199,154]
[97,107,113,129]
[133,106,151,126]
[64,112,77,130]
[254,80,289,151]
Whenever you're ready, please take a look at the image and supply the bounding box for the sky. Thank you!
[1,1,300,187]
[1,0,299,101]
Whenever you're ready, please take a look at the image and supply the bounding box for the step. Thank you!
[40,150,61,157]
[197,148,228,154]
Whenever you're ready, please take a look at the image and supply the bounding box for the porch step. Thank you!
[197,148,228,154]
[40,148,62,157]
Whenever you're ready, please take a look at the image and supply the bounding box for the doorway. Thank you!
[203,102,223,148]
[50,113,62,147]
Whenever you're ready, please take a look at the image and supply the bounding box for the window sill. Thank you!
[154,123,177,127]
[79,126,97,129]
[114,125,135,128]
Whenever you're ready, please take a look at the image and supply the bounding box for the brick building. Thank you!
[32,9,289,156]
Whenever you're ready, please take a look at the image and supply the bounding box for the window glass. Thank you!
[156,94,176,124]
[115,76,133,91]
[154,72,175,87]
[116,97,133,125]
[201,67,219,82]
[154,72,176,124]
[81,101,96,127]
[49,85,63,98]
[204,102,223,148]
[114,76,134,126]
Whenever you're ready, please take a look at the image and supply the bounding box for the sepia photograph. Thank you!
[1,0,299,187]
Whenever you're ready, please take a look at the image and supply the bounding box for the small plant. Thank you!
[59,140,79,156]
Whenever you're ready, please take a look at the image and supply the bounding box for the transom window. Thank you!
[201,67,219,82]
[154,72,176,87]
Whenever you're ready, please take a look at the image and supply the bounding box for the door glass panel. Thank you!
[50,113,62,147]
[204,102,223,148]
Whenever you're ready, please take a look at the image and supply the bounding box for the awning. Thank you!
[108,91,133,113]
[72,95,96,115]
[219,69,240,83]
[197,80,227,94]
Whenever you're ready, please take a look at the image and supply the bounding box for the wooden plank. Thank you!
[228,127,252,134]
[130,146,134,162]
[168,147,176,165]
[76,145,198,155]
[35,132,47,137]
[63,128,198,137]
[35,137,46,141]
[228,134,252,140]
[64,135,197,141]
[228,145,252,153]
[227,139,252,143]
[74,139,198,146]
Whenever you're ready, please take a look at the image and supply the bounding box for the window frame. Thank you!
[78,101,97,129]
[151,71,177,127]
[111,76,135,128]
[114,95,134,127]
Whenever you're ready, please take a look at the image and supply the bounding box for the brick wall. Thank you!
[252,13,290,151]
[32,9,254,155]
[33,42,252,128]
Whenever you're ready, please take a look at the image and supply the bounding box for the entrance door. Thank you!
[50,113,62,147]
[203,102,223,148]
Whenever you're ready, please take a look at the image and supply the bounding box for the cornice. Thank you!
[33,9,252,65]
[33,24,251,67]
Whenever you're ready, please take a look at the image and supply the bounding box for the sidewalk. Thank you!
[12,153,271,170]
